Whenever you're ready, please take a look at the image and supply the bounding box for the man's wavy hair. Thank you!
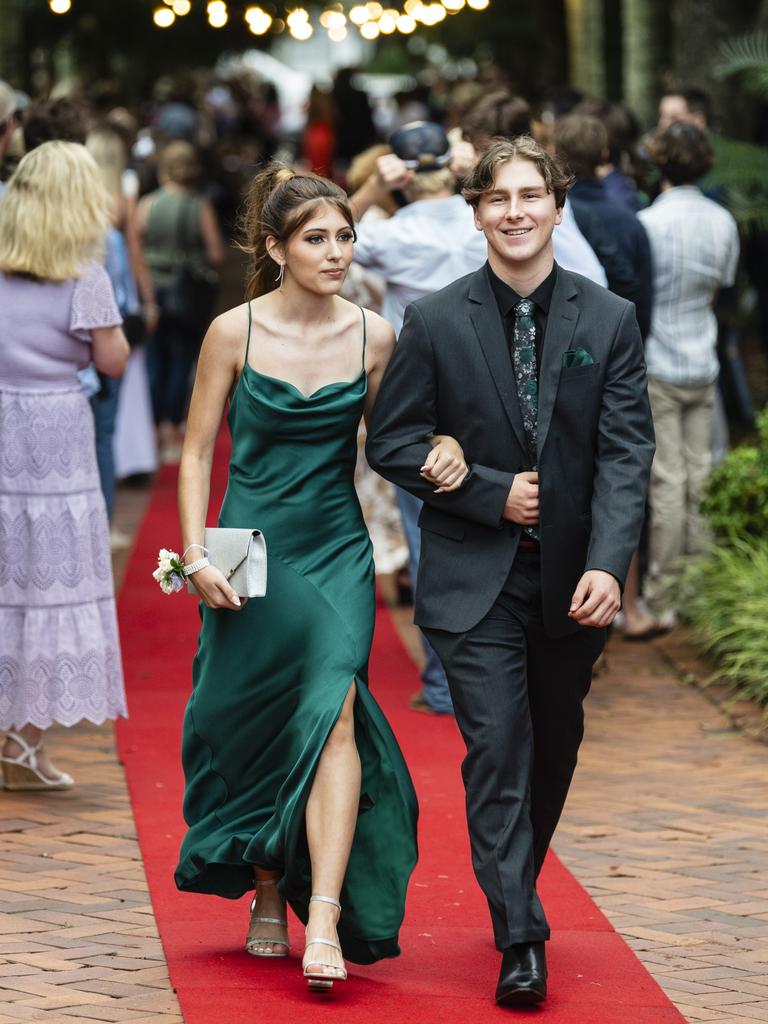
[462,136,573,210]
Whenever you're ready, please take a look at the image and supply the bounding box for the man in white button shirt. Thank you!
[638,122,739,626]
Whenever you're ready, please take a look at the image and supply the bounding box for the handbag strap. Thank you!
[173,194,198,261]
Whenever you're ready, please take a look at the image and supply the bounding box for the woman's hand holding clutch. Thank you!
[188,564,244,610]
[421,436,468,493]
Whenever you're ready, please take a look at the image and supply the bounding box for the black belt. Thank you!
[517,537,540,551]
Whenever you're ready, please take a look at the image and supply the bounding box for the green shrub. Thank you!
[680,539,768,706]
[700,407,768,543]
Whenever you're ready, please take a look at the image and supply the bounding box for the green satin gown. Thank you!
[175,304,418,965]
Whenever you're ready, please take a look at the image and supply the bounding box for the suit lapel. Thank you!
[537,267,579,459]
[468,268,528,459]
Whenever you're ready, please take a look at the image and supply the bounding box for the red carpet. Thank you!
[116,440,686,1022]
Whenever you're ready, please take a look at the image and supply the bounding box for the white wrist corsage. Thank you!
[152,548,187,595]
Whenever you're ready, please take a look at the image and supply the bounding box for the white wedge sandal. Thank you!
[302,895,347,990]
[1,732,74,791]
[245,878,289,957]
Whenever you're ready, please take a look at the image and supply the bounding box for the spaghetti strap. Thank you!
[360,306,367,371]
[244,301,253,363]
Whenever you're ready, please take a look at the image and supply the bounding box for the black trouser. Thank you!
[423,550,605,950]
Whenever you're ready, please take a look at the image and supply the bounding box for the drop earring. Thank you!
[275,264,285,288]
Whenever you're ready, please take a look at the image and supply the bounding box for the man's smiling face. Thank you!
[473,157,562,269]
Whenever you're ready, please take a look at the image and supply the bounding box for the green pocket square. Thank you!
[562,347,595,369]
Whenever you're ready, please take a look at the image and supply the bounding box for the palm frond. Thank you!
[715,32,768,92]
[727,191,768,231]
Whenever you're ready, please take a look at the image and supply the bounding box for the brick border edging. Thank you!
[653,628,768,745]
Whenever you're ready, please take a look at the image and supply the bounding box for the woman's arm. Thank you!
[178,311,243,609]
[362,309,396,426]
[91,326,130,377]
[124,194,159,332]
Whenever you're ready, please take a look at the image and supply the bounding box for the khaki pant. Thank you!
[645,377,715,616]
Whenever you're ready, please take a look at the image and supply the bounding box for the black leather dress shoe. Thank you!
[495,941,547,1006]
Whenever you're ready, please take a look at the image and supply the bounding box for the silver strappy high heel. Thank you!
[303,895,347,990]
[1,732,74,791]
[245,878,289,957]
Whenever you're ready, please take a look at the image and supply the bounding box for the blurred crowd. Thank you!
[0,57,762,781]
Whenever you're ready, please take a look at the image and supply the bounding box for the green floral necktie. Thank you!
[512,298,539,541]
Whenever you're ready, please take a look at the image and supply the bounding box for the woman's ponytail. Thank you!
[239,162,296,299]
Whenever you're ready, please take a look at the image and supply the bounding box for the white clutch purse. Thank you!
[187,528,267,598]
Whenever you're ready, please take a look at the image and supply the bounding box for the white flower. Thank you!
[153,548,184,595]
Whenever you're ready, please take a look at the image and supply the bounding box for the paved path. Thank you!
[0,481,765,1023]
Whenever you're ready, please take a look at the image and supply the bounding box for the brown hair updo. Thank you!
[239,163,355,299]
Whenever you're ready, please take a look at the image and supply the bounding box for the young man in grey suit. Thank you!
[366,137,655,1006]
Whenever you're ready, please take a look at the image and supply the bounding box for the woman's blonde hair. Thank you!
[86,125,127,200]
[159,140,200,188]
[405,167,455,201]
[0,140,110,281]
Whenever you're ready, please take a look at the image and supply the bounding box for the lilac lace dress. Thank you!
[0,263,127,729]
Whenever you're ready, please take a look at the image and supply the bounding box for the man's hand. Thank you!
[449,139,477,180]
[568,570,620,628]
[376,153,413,192]
[421,436,468,493]
[502,472,539,525]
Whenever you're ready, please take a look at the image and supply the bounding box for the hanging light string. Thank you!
[48,0,491,37]
[143,2,492,38]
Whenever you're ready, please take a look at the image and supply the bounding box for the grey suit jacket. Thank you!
[366,263,656,637]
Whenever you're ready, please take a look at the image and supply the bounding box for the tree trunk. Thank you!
[622,0,659,128]
[565,0,606,97]
[0,0,24,86]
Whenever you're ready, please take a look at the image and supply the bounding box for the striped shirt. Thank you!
[638,186,739,386]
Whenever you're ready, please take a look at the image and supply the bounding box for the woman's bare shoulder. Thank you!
[203,302,252,359]
[359,307,396,360]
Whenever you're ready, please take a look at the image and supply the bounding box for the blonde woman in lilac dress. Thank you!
[0,141,129,790]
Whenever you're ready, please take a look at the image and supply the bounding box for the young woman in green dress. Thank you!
[175,165,467,989]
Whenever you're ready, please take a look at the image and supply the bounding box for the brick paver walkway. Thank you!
[0,479,765,1023]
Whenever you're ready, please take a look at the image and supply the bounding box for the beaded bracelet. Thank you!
[183,557,210,577]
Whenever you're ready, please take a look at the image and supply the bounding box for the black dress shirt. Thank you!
[486,262,558,377]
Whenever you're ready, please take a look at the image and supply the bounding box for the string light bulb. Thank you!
[326,10,347,30]
[379,11,397,33]
[245,5,272,33]
[49,0,72,12]
[397,13,416,31]
[207,0,228,26]
[328,24,348,41]
[349,5,370,24]
[360,20,380,39]
[172,0,191,13]
[467,0,490,8]
[153,6,175,26]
